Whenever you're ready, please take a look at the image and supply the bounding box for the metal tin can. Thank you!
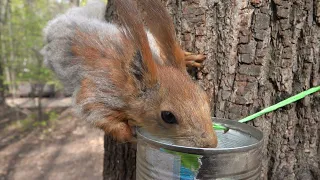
[136,118,264,180]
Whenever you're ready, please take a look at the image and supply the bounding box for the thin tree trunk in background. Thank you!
[37,85,43,121]
[0,38,4,106]
[5,0,16,98]
[103,0,320,179]
[70,0,80,7]
[0,0,8,106]
[0,2,3,106]
[0,63,4,106]
[0,51,4,106]
[33,48,45,121]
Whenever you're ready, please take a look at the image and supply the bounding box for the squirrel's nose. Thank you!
[201,132,208,138]
[201,132,218,148]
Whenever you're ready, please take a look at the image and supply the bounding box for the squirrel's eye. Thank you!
[161,111,178,124]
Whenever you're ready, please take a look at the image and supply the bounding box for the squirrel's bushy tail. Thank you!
[41,0,117,93]
[40,1,137,133]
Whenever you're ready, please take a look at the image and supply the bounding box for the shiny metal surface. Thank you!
[136,118,264,180]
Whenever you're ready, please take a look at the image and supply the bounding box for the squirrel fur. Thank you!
[41,0,218,148]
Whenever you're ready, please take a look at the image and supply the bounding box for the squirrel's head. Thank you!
[43,0,218,148]
[114,0,218,148]
[127,64,217,148]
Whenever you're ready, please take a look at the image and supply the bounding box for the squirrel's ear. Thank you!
[115,0,158,87]
[137,0,185,70]
[129,50,153,91]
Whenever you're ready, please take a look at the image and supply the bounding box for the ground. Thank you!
[0,99,104,180]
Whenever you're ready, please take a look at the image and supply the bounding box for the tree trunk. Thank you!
[7,0,17,98]
[37,84,44,121]
[103,0,320,179]
[103,136,136,180]
[0,53,5,106]
[0,57,4,106]
[165,0,320,179]
[69,0,80,7]
[0,0,8,106]
[33,48,45,121]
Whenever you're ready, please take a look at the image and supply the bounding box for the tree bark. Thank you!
[103,136,136,180]
[164,0,320,179]
[103,0,320,179]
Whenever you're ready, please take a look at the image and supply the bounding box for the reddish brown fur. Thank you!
[76,78,132,142]
[137,0,209,70]
[67,0,218,147]
[114,0,158,85]
[71,30,139,96]
[96,111,132,142]
[124,66,218,147]
[157,67,217,147]
[72,31,122,68]
[71,30,145,142]
[71,32,100,67]
[137,0,185,69]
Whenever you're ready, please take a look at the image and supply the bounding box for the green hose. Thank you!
[213,86,320,130]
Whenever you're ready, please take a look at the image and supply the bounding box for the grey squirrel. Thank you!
[41,0,218,148]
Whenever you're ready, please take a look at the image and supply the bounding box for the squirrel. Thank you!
[41,0,218,148]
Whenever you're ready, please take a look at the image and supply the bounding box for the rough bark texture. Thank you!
[165,0,320,179]
[103,136,136,180]
[103,0,320,179]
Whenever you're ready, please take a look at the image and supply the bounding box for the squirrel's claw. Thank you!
[186,61,202,68]
[184,52,206,62]
[184,51,206,68]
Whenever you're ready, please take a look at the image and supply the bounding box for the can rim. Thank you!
[136,117,264,155]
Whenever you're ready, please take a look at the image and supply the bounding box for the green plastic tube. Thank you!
[213,86,320,130]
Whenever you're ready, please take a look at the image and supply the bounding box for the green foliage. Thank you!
[32,110,59,128]
[80,0,88,6]
[33,119,47,127]
[7,110,59,131]
[0,0,74,93]
[8,113,35,131]
[17,59,58,86]
[47,110,59,122]
[80,0,108,6]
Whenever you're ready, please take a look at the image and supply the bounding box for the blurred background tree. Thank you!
[0,0,69,97]
[0,0,85,119]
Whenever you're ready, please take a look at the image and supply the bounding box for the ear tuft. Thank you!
[129,50,154,92]
[114,0,158,86]
[130,51,144,82]
[137,0,186,70]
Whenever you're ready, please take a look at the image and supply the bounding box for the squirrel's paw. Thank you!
[97,121,133,142]
[184,51,206,68]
